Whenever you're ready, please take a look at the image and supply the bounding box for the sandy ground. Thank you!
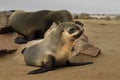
[0,19,120,80]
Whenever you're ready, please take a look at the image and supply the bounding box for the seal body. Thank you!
[8,10,73,43]
[22,22,93,74]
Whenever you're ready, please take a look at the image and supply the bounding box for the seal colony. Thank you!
[0,10,73,44]
[22,22,93,74]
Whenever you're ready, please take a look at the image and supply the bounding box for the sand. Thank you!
[0,19,120,80]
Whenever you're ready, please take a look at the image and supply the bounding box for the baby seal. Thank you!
[22,22,93,74]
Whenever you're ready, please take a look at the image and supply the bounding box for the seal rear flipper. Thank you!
[27,55,55,74]
[0,26,15,34]
[0,49,17,56]
[65,60,93,66]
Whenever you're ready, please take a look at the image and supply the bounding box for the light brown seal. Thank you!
[22,22,93,74]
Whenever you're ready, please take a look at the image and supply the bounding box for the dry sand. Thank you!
[0,19,120,80]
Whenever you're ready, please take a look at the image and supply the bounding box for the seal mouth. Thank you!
[73,30,83,39]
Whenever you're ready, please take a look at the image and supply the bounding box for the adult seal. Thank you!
[22,22,93,74]
[0,10,73,44]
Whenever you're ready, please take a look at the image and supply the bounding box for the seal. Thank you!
[0,10,73,44]
[22,22,93,74]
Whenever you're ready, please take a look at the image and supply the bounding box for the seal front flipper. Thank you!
[65,60,93,66]
[27,66,54,74]
[27,55,55,74]
[15,37,28,44]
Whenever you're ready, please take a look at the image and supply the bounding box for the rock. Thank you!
[0,10,14,29]
[0,11,9,28]
[72,38,101,57]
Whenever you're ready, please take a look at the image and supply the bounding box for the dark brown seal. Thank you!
[0,10,73,44]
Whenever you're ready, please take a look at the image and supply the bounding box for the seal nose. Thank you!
[68,28,76,34]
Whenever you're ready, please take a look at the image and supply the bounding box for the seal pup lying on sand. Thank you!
[22,22,93,74]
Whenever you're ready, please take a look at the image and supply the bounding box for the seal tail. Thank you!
[21,48,27,54]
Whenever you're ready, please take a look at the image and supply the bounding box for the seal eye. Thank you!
[68,28,76,34]
[74,21,84,27]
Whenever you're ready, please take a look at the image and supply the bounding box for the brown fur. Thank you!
[22,22,92,74]
[8,10,73,43]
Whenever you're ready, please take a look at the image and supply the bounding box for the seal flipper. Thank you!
[27,65,54,74]
[15,37,28,44]
[21,48,27,54]
[65,60,93,66]
[27,55,55,74]
[0,26,15,34]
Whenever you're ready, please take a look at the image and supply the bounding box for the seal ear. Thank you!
[74,21,84,27]
[51,22,58,28]
[51,22,64,32]
[44,22,58,37]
